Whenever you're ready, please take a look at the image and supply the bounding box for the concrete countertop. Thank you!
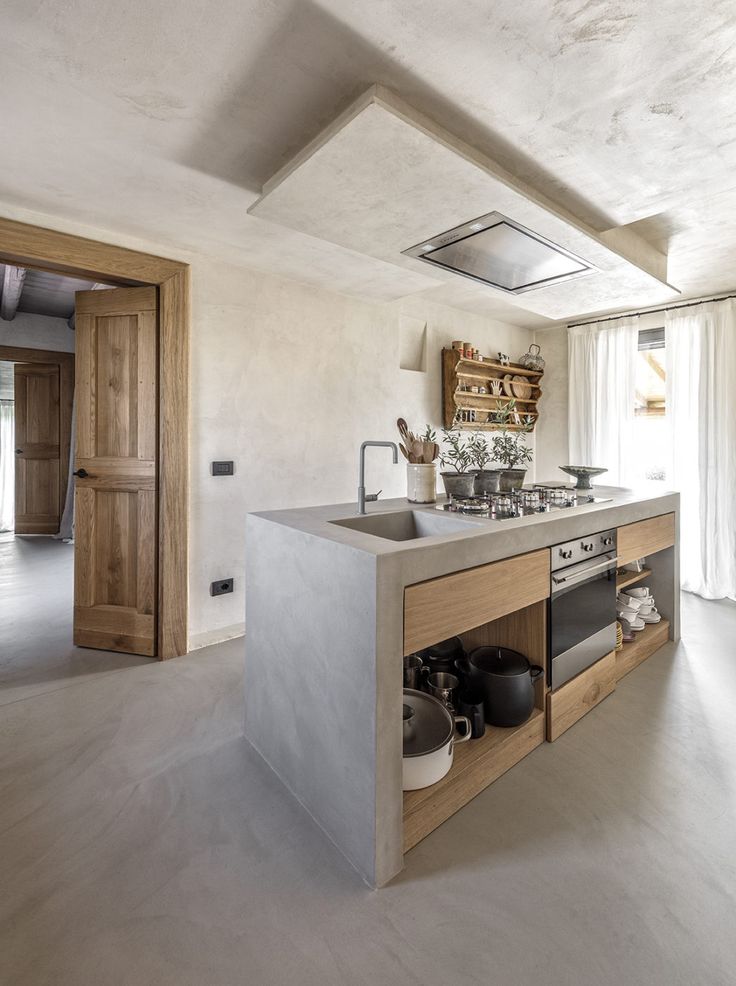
[251,483,679,582]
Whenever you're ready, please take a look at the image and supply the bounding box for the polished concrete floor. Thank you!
[2,537,736,985]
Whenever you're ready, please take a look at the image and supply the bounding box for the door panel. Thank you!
[14,362,61,534]
[74,286,158,656]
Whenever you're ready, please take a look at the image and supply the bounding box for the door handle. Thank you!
[72,468,89,479]
[15,448,23,454]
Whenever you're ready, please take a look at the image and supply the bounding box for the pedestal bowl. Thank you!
[559,466,608,490]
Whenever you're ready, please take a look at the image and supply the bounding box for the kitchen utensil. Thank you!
[426,671,460,709]
[559,466,608,490]
[397,418,410,445]
[456,689,486,739]
[403,653,427,689]
[418,637,465,676]
[518,343,545,371]
[467,646,543,727]
[402,689,471,791]
[502,374,515,398]
[511,374,532,399]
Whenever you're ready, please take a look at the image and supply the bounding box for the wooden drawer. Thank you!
[617,513,675,566]
[403,549,550,656]
[546,651,616,742]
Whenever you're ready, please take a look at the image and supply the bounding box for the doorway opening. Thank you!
[0,216,189,682]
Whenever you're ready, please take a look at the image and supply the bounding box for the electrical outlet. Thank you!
[210,578,234,596]
[211,460,234,476]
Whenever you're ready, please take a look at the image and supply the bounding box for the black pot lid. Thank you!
[419,636,464,663]
[402,689,453,757]
[469,646,530,676]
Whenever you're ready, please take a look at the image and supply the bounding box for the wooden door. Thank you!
[73,286,158,656]
[14,362,61,534]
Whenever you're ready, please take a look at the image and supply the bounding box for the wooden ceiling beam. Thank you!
[0,265,27,320]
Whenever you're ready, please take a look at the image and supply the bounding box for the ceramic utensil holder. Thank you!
[406,463,437,503]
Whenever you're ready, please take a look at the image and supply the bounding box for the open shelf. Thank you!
[442,348,543,430]
[616,567,652,591]
[455,357,543,379]
[403,707,545,852]
[615,618,670,681]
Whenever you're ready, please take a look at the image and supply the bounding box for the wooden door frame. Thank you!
[0,216,189,660]
[0,345,74,524]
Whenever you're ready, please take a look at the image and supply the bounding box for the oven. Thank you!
[548,529,617,690]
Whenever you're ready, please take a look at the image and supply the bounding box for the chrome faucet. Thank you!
[358,441,399,514]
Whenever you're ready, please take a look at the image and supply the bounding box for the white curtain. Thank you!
[568,317,639,486]
[666,300,736,600]
[0,401,14,532]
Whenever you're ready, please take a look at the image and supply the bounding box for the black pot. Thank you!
[418,636,466,677]
[467,646,543,727]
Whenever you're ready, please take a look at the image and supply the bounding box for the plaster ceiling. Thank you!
[250,87,678,320]
[0,264,101,320]
[2,1,736,328]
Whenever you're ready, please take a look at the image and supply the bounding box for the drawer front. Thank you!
[546,651,616,742]
[617,513,675,565]
[403,549,550,656]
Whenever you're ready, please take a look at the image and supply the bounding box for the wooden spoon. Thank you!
[397,418,410,445]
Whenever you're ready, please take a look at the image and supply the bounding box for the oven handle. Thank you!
[551,556,619,592]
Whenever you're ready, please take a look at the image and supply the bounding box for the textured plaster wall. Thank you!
[533,326,569,483]
[0,204,537,646]
[189,255,535,644]
[0,312,75,353]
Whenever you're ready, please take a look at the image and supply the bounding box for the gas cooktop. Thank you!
[436,484,612,521]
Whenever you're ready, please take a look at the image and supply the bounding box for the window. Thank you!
[632,327,667,483]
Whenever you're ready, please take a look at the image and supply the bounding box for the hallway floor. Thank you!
[2,539,735,985]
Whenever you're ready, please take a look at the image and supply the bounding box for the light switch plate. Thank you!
[211,460,234,476]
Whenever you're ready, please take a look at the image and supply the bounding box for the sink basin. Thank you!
[330,509,481,542]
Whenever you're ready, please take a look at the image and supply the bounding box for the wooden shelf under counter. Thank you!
[615,619,671,682]
[403,707,545,852]
[616,567,652,591]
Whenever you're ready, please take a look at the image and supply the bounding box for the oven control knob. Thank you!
[581,542,594,552]
[601,536,613,546]
[559,548,573,559]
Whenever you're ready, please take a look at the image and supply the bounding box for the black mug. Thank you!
[457,689,486,739]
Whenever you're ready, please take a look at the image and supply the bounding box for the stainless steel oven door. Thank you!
[549,553,617,689]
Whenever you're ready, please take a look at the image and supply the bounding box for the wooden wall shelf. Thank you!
[442,349,544,430]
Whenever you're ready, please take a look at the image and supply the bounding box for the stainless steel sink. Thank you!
[330,509,481,541]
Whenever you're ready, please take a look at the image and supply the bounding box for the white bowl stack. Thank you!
[617,586,661,640]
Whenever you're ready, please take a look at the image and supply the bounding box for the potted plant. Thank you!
[468,432,502,495]
[439,424,475,498]
[491,404,535,491]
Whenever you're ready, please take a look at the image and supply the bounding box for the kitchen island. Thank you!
[244,486,679,887]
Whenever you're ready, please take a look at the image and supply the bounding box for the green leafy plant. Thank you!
[440,426,472,473]
[468,433,493,471]
[490,401,535,470]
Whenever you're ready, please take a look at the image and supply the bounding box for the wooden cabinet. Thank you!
[618,513,675,566]
[546,651,616,742]
[403,549,550,656]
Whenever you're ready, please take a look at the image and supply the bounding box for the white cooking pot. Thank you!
[402,689,471,791]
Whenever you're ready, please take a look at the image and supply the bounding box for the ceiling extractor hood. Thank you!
[402,212,596,294]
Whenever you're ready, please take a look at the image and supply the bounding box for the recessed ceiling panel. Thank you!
[250,87,679,320]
